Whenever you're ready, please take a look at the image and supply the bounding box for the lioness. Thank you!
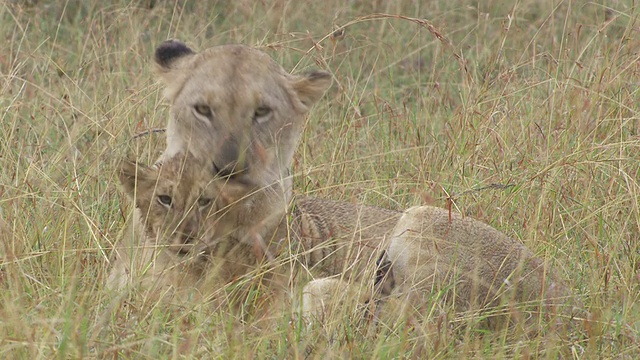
[153,40,332,252]
[110,40,574,326]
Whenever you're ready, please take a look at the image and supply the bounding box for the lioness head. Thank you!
[153,40,332,193]
[119,152,243,259]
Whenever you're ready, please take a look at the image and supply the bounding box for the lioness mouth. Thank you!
[212,162,223,176]
[212,161,254,187]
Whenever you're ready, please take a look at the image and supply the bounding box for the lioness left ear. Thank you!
[290,71,332,111]
[154,40,197,101]
[154,39,195,71]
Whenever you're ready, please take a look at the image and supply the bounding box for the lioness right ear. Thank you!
[154,39,195,71]
[118,160,157,198]
[290,71,332,112]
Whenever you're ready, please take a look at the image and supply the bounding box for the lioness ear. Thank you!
[290,71,332,111]
[154,39,195,71]
[154,40,196,101]
[118,160,157,198]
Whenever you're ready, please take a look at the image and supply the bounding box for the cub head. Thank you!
[153,39,332,192]
[118,152,245,259]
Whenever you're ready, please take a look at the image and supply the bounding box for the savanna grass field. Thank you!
[1,0,639,358]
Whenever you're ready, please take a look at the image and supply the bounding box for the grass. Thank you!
[1,0,639,358]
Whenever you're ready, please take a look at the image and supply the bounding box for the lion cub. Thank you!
[106,152,256,297]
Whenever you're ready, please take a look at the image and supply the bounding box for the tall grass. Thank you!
[0,0,638,357]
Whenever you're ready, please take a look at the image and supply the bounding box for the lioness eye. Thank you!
[194,104,212,117]
[157,195,173,207]
[253,106,272,123]
[198,198,212,208]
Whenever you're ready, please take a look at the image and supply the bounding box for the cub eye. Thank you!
[194,104,212,117]
[157,195,172,207]
[197,197,212,208]
[253,106,272,124]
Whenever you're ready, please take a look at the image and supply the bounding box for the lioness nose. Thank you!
[215,161,248,178]
[215,137,249,178]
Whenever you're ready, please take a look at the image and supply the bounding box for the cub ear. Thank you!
[154,39,195,71]
[118,160,158,198]
[290,71,332,112]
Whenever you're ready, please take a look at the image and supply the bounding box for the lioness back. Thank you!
[293,203,574,328]
[386,205,572,326]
